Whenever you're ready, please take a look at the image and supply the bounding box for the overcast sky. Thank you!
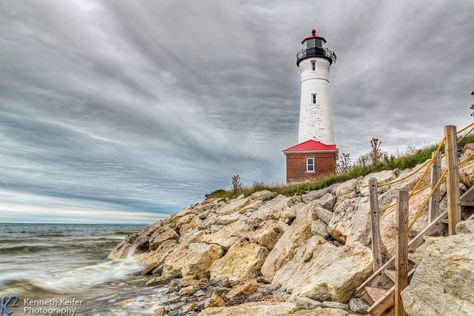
[1,0,473,223]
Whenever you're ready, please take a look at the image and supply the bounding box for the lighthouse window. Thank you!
[312,61,316,71]
[311,93,317,104]
[306,158,315,173]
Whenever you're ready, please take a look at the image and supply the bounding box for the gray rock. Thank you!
[293,296,322,309]
[311,219,329,238]
[456,219,474,234]
[302,188,330,203]
[314,205,334,225]
[349,297,370,313]
[318,193,337,211]
[321,301,349,310]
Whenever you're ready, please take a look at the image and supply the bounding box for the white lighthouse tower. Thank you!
[282,28,338,183]
[297,28,337,144]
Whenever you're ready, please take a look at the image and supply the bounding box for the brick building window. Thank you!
[311,93,317,104]
[306,157,315,173]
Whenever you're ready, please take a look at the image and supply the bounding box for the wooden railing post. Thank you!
[395,189,409,316]
[445,125,461,235]
[369,178,383,270]
[428,151,441,223]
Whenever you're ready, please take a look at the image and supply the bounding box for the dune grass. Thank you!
[206,134,474,200]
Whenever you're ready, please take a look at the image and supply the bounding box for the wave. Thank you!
[0,257,144,296]
[0,244,52,255]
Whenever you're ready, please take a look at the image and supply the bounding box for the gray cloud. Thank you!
[0,0,473,222]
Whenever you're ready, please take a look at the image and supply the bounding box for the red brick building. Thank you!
[283,140,338,183]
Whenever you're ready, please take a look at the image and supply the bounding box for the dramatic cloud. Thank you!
[0,0,473,223]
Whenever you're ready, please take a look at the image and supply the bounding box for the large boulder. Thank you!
[272,236,373,303]
[248,220,288,250]
[182,243,224,279]
[460,160,474,187]
[149,228,179,251]
[210,239,269,285]
[302,188,331,203]
[201,221,251,249]
[261,203,316,280]
[401,234,474,316]
[216,197,251,215]
[334,179,359,200]
[137,239,177,266]
[328,197,370,245]
[247,195,293,223]
[317,193,337,211]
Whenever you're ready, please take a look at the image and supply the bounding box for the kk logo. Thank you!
[0,296,19,316]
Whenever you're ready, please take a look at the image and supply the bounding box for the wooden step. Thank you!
[368,286,394,315]
[384,269,396,282]
[460,186,474,203]
[461,201,474,207]
[366,286,387,303]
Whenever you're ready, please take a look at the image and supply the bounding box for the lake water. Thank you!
[0,223,167,315]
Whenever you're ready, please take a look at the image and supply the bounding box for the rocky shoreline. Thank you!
[109,145,474,316]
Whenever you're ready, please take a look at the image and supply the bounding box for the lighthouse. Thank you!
[283,28,338,183]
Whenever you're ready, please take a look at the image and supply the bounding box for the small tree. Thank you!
[337,152,352,173]
[232,175,242,192]
[357,153,370,168]
[370,137,383,165]
[470,91,474,117]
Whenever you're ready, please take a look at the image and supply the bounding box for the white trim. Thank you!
[306,157,315,173]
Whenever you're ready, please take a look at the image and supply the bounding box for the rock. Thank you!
[302,188,330,203]
[182,243,224,279]
[145,275,174,287]
[239,200,265,213]
[149,228,179,251]
[207,293,226,308]
[456,219,474,234]
[162,231,204,278]
[359,170,397,196]
[314,204,334,225]
[293,296,322,309]
[318,193,337,211]
[334,179,359,200]
[216,197,251,215]
[327,197,370,244]
[179,285,198,296]
[289,308,349,316]
[216,213,244,225]
[460,160,474,187]
[197,302,298,316]
[201,221,251,250]
[401,234,474,316]
[348,298,370,314]
[261,203,316,280]
[183,303,196,313]
[226,279,258,298]
[247,195,293,223]
[320,301,349,310]
[210,239,269,285]
[108,239,132,260]
[137,239,177,266]
[248,220,287,250]
[153,305,165,316]
[251,190,276,201]
[272,236,373,303]
[311,219,329,238]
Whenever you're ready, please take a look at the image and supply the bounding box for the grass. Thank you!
[206,133,474,200]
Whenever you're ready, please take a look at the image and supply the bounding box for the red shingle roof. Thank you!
[283,139,337,153]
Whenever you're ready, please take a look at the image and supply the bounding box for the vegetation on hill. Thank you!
[206,133,474,200]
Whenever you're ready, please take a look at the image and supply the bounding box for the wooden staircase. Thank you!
[356,186,474,315]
